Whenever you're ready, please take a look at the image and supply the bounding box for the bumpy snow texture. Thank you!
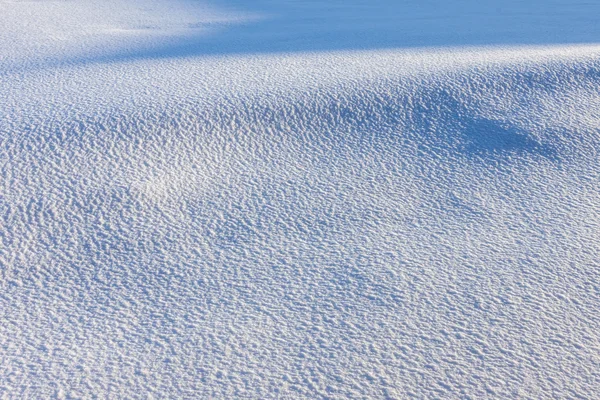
[1,0,600,398]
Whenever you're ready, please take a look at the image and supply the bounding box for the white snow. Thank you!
[1,1,600,398]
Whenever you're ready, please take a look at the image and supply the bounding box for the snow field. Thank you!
[1,1,600,398]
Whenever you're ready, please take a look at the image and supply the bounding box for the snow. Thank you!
[2,1,600,398]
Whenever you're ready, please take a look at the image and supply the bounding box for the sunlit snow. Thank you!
[1,0,600,398]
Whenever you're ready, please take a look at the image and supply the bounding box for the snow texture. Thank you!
[1,1,600,399]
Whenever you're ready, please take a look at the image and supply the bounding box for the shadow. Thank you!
[6,0,600,72]
[194,0,600,54]
[461,119,552,157]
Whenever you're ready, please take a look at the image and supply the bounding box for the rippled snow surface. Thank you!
[1,1,600,398]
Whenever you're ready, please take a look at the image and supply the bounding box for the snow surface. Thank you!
[2,1,600,398]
